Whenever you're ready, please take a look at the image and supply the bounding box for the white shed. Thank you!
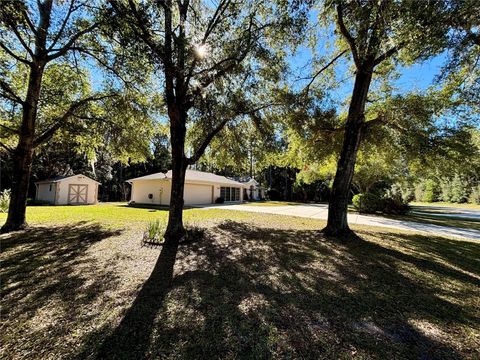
[127,169,248,205]
[35,174,100,205]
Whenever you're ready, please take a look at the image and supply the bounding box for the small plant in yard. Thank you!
[142,219,166,246]
[0,189,11,213]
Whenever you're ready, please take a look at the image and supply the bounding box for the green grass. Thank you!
[1,204,479,359]
[241,201,305,206]
[380,205,480,231]
[0,202,325,230]
[411,201,480,210]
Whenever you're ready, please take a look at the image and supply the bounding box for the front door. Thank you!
[68,184,88,204]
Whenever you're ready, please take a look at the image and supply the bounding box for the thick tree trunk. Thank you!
[164,109,188,244]
[323,67,372,237]
[1,64,44,233]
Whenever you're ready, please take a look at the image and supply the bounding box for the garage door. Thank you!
[184,184,213,205]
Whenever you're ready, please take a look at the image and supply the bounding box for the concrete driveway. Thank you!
[196,203,480,241]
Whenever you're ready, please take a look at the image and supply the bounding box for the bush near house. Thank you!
[26,199,52,206]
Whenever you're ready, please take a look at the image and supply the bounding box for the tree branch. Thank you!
[47,23,99,61]
[187,118,228,164]
[0,41,31,65]
[373,43,405,66]
[0,142,14,153]
[0,79,24,104]
[47,0,77,50]
[303,49,347,94]
[336,3,360,68]
[33,94,115,147]
[0,123,20,135]
[3,16,34,57]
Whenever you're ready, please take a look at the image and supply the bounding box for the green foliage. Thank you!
[0,189,10,212]
[26,199,51,206]
[353,191,410,215]
[143,219,166,245]
[380,196,411,215]
[468,185,480,205]
[352,193,380,214]
[267,188,283,201]
[390,183,414,203]
[450,174,469,203]
[439,178,452,202]
[422,179,439,203]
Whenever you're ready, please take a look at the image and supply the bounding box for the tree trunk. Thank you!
[1,63,44,233]
[323,67,372,237]
[164,109,188,244]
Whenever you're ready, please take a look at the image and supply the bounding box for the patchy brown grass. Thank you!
[1,215,479,360]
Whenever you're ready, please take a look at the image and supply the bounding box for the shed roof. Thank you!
[127,169,246,186]
[35,174,101,185]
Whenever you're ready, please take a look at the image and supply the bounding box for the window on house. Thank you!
[220,187,240,201]
[49,184,52,191]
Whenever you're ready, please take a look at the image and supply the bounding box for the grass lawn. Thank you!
[411,201,480,210]
[382,204,480,231]
[241,200,304,206]
[1,203,479,359]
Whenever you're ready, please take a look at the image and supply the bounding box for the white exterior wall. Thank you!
[131,180,171,205]
[130,180,246,205]
[36,183,57,204]
[55,176,99,205]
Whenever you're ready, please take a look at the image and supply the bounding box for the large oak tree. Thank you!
[108,0,306,244]
[0,0,108,232]
[322,0,449,236]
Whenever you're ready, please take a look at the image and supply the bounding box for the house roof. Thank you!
[35,174,101,185]
[127,169,247,187]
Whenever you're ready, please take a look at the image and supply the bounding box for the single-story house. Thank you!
[243,178,265,200]
[35,174,100,205]
[127,169,248,205]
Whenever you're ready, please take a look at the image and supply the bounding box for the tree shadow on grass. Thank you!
[90,220,479,359]
[0,222,123,358]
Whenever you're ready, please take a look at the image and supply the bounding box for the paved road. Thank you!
[411,205,480,220]
[196,203,480,241]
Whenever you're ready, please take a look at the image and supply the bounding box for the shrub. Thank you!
[422,179,439,202]
[391,183,414,203]
[380,196,411,215]
[439,178,452,202]
[414,183,425,202]
[450,174,468,203]
[27,199,51,206]
[352,193,380,213]
[468,185,480,204]
[0,189,10,213]
[142,219,166,246]
[266,188,282,201]
[215,197,224,204]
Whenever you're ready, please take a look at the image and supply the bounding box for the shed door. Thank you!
[68,184,88,204]
[183,184,213,205]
